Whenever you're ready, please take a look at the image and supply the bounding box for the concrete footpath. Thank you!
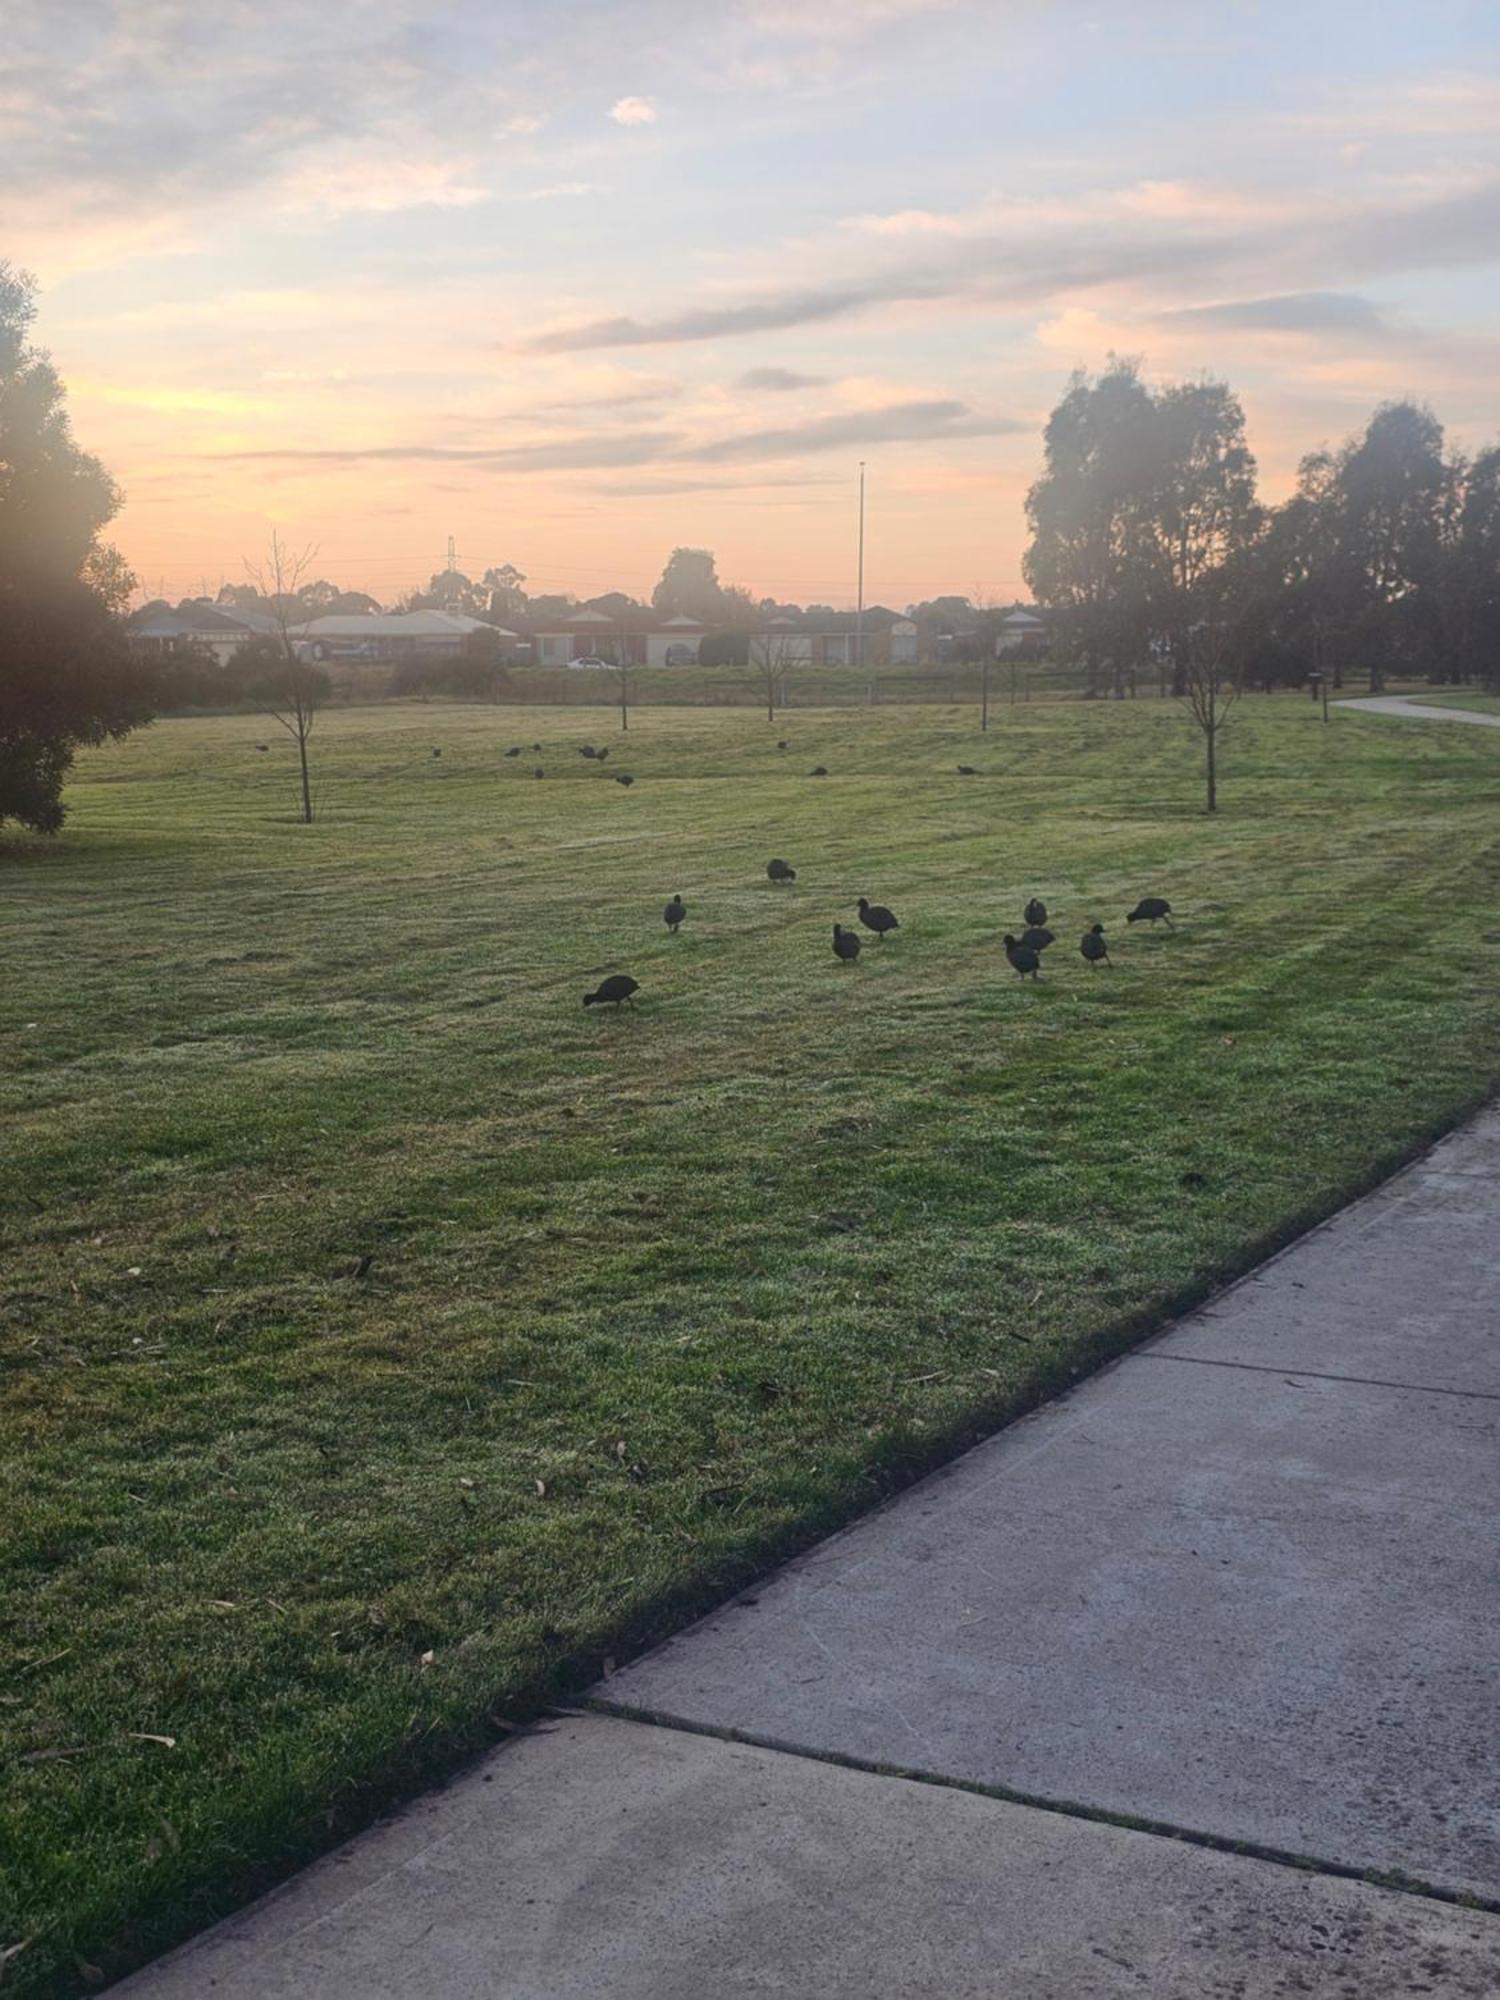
[1337,692,1500,728]
[117,1109,1500,1997]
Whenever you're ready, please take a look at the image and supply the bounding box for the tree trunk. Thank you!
[980,658,989,732]
[297,727,313,824]
[1205,716,1217,814]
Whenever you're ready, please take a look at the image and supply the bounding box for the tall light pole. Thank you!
[855,460,866,675]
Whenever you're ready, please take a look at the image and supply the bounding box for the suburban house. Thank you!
[533,608,706,667]
[125,602,256,665]
[750,608,918,669]
[995,606,1049,657]
[535,608,615,666]
[293,610,513,661]
[646,614,706,666]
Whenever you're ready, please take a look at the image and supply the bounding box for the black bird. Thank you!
[1081,923,1110,968]
[1024,896,1048,928]
[832,923,862,963]
[579,745,598,759]
[432,748,441,759]
[663,895,686,934]
[504,746,521,757]
[777,740,788,750]
[1126,896,1174,928]
[957,764,977,775]
[767,858,797,883]
[1021,924,1055,952]
[584,974,640,1009]
[857,896,899,941]
[534,767,545,779]
[254,743,269,752]
[615,773,634,786]
[596,747,609,761]
[810,765,828,777]
[1004,934,1041,981]
[530,742,542,752]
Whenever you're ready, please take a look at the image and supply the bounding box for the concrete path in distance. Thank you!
[115,1110,1500,1997]
[1338,692,1500,727]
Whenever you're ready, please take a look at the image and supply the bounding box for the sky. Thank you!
[4,0,1499,610]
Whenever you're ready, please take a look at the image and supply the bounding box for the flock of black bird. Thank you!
[581,873,1176,1010]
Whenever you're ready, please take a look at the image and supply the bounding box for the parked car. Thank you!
[571,653,608,669]
[664,644,697,666]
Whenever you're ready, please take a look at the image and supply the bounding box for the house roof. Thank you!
[127,604,253,638]
[1002,607,1045,627]
[296,611,513,639]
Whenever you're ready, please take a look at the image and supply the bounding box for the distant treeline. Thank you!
[1025,361,1500,698]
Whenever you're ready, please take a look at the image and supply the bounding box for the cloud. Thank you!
[738,366,827,390]
[742,0,960,38]
[597,472,845,496]
[1288,70,1500,140]
[203,398,1016,475]
[527,168,1500,356]
[527,281,931,351]
[609,96,658,126]
[216,432,683,473]
[688,398,1023,460]
[1162,292,1393,335]
[275,147,489,217]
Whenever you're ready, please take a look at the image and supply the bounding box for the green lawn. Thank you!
[4,697,1500,1995]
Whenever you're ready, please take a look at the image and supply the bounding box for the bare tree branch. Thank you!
[243,531,323,822]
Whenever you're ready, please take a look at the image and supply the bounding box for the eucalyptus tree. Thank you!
[0,264,154,833]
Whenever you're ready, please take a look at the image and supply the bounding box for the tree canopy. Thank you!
[1023,360,1260,696]
[651,546,726,622]
[1,265,155,833]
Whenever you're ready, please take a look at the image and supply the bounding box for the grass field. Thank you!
[1412,689,1500,715]
[4,696,1500,1995]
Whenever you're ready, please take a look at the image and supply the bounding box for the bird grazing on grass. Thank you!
[530,742,542,752]
[584,974,640,1009]
[1004,934,1041,980]
[810,765,828,777]
[578,745,598,759]
[957,764,977,775]
[254,743,269,752]
[505,746,521,758]
[1021,924,1055,952]
[1081,923,1110,967]
[777,740,788,749]
[832,924,861,963]
[432,748,441,759]
[1024,897,1048,928]
[615,773,634,786]
[663,895,686,934]
[767,858,797,883]
[857,897,899,942]
[1127,896,1174,928]
[596,747,609,761]
[534,768,545,779]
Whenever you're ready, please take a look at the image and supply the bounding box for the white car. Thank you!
[571,653,609,669]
